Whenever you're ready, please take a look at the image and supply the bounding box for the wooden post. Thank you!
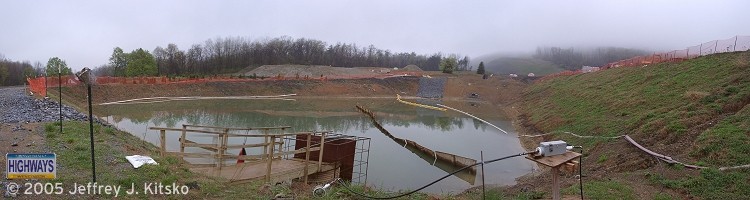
[714,40,719,53]
[216,129,226,169]
[303,133,311,184]
[525,151,581,200]
[317,132,326,171]
[159,129,166,156]
[180,125,186,155]
[552,166,560,200]
[277,128,285,158]
[266,135,276,182]
[263,129,269,160]
[222,129,229,168]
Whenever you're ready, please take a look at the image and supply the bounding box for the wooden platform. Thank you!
[190,159,336,184]
[525,151,581,167]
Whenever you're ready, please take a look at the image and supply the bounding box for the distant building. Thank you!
[581,66,600,73]
[509,73,518,78]
[527,73,536,77]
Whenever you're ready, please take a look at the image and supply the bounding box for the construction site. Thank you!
[6,41,748,199]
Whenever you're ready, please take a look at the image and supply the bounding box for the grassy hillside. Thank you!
[522,51,750,199]
[479,56,564,76]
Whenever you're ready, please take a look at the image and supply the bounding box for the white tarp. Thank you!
[125,155,158,169]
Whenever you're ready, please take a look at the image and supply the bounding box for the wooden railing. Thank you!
[149,124,328,183]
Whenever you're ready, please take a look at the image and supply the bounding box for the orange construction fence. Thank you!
[25,71,424,97]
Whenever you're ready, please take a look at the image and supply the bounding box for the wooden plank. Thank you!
[274,147,322,157]
[190,159,336,184]
[221,147,320,160]
[230,154,266,160]
[318,132,326,171]
[180,125,186,154]
[182,139,219,152]
[304,133,311,184]
[225,132,317,137]
[149,127,225,135]
[225,143,275,149]
[191,141,283,151]
[525,151,581,168]
[167,152,216,159]
[184,142,223,149]
[185,124,291,130]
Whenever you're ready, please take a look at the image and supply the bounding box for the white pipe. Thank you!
[436,104,509,134]
[99,94,297,105]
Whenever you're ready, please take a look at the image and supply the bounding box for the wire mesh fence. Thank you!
[539,35,750,81]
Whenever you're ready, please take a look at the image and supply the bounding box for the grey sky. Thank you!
[1,0,748,71]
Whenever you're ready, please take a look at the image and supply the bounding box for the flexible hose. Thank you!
[336,151,534,199]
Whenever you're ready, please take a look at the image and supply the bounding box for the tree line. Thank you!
[95,36,470,77]
[0,54,45,86]
[533,46,649,71]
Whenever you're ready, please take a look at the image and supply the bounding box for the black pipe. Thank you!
[58,69,62,134]
[481,151,485,200]
[87,84,96,182]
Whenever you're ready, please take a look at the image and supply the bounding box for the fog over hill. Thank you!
[472,46,650,75]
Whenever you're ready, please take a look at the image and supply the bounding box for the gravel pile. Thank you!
[0,87,88,123]
[416,77,446,98]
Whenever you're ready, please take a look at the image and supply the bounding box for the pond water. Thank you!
[96,98,536,194]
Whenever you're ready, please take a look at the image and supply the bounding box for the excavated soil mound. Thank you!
[402,65,423,71]
[246,65,383,77]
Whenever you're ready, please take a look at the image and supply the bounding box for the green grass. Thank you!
[523,51,750,198]
[525,51,750,155]
[648,168,750,199]
[562,180,635,200]
[314,182,431,200]
[693,105,750,166]
[43,121,423,199]
[597,154,608,163]
[43,121,271,199]
[652,192,675,200]
[461,188,545,200]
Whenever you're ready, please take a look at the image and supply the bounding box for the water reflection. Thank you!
[97,98,534,193]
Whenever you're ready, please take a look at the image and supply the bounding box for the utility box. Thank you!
[537,140,567,157]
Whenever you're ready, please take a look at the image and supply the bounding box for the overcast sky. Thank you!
[1,0,749,70]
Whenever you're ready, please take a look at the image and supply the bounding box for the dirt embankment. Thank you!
[57,73,529,109]
[56,77,422,105]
